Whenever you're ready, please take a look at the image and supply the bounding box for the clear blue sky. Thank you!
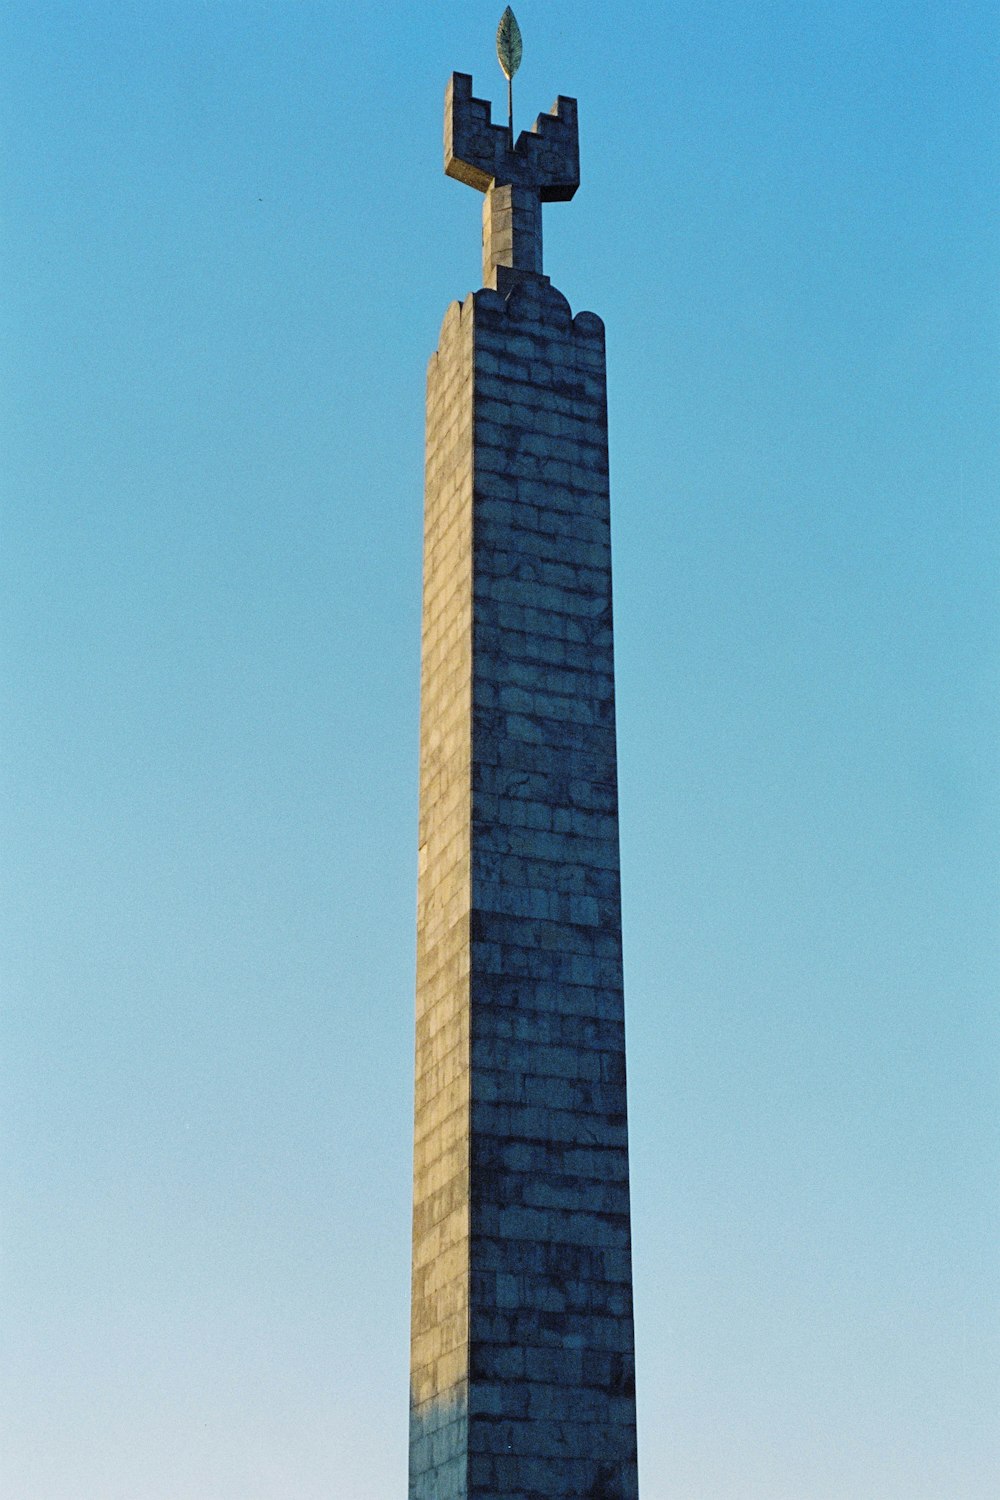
[3,3,997,1496]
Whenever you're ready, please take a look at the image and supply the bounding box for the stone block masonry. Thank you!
[410,263,639,1500]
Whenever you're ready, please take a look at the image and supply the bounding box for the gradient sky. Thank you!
[3,3,997,1497]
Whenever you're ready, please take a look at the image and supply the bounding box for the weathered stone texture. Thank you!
[410,271,638,1500]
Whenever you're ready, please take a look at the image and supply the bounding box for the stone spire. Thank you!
[409,39,639,1500]
[444,72,580,289]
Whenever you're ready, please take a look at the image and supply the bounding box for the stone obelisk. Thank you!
[410,33,639,1500]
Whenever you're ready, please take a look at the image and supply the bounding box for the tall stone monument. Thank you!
[410,20,639,1499]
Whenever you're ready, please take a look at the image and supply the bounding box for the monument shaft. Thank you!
[410,71,638,1500]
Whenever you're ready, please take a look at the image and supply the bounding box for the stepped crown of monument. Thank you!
[443,65,581,288]
[445,72,580,202]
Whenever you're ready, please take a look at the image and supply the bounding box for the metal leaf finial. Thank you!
[496,7,523,81]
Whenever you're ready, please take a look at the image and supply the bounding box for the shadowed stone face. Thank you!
[409,71,638,1500]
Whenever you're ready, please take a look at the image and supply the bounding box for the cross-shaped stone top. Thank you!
[444,72,579,290]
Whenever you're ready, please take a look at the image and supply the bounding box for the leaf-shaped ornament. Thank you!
[496,7,523,81]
